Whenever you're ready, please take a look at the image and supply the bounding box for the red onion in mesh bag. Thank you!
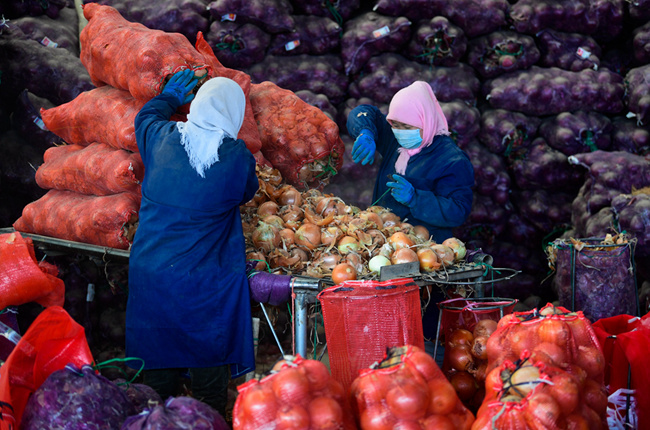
[406,16,467,67]
[295,90,337,122]
[0,37,93,105]
[289,0,360,21]
[462,140,511,205]
[340,11,412,75]
[505,212,545,245]
[478,108,541,155]
[509,0,624,43]
[613,193,650,256]
[630,0,650,21]
[90,0,210,45]
[611,117,650,155]
[122,396,229,429]
[513,188,575,233]
[483,66,625,116]
[625,64,650,126]
[536,29,602,72]
[633,22,650,64]
[441,100,481,147]
[113,379,164,414]
[268,15,341,56]
[6,7,80,56]
[11,90,63,152]
[21,364,135,429]
[507,138,584,191]
[453,193,512,244]
[568,150,650,192]
[374,0,509,38]
[348,53,480,104]
[206,21,270,70]
[571,178,623,235]
[0,0,67,19]
[246,54,348,104]
[538,110,613,156]
[466,30,540,79]
[207,0,295,34]
[583,205,617,239]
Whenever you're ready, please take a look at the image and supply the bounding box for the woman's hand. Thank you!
[162,69,199,105]
[387,174,415,206]
[351,129,376,165]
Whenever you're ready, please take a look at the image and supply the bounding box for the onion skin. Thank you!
[331,263,357,284]
[431,244,455,266]
[295,222,321,251]
[391,247,419,265]
[416,247,441,272]
[442,237,467,261]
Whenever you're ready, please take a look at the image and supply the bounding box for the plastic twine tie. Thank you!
[324,0,343,27]
[581,129,599,152]
[93,357,146,385]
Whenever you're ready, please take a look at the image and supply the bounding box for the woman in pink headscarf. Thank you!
[346,80,474,243]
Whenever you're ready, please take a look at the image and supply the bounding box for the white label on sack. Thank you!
[40,36,58,48]
[221,13,236,22]
[576,47,591,59]
[285,40,300,51]
[33,117,47,130]
[372,26,390,39]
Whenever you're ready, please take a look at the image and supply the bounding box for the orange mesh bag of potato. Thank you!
[40,86,144,152]
[249,81,344,189]
[0,232,64,310]
[80,3,212,101]
[13,190,140,250]
[350,345,475,430]
[232,355,357,430]
[36,143,143,196]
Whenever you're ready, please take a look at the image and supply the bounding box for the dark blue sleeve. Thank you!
[134,93,181,155]
[409,151,475,228]
[346,104,396,158]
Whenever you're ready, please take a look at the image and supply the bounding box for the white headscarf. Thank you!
[176,77,246,178]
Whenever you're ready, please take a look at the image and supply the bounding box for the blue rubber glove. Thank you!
[351,129,376,165]
[162,69,199,105]
[387,174,415,206]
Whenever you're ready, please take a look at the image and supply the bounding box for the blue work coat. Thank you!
[347,104,475,243]
[126,93,259,377]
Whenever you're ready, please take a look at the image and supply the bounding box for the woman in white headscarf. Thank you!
[126,70,259,418]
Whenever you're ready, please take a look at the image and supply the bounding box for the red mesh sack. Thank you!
[317,278,424,392]
[436,298,517,411]
[194,32,267,165]
[13,190,141,250]
[0,232,64,310]
[232,355,356,429]
[474,351,607,430]
[40,86,144,152]
[249,81,345,189]
[592,313,650,430]
[483,303,608,427]
[350,345,475,429]
[80,3,212,101]
[35,143,143,196]
[0,306,94,429]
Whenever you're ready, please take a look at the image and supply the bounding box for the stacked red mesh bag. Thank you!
[232,355,357,429]
[472,303,608,429]
[350,345,475,429]
[12,3,264,249]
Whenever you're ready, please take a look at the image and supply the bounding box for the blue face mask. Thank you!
[392,128,423,149]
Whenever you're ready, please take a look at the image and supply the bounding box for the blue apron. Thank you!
[126,93,259,377]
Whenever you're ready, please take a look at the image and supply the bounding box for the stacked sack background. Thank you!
[1,0,650,415]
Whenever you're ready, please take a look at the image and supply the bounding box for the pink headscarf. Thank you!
[386,81,449,175]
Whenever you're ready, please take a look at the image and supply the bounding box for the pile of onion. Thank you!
[242,165,469,284]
